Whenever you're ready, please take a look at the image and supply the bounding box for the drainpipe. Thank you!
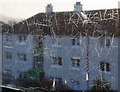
[86,35,89,90]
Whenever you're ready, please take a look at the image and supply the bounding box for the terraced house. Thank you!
[1,2,120,91]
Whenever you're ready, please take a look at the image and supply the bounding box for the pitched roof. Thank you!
[2,9,119,37]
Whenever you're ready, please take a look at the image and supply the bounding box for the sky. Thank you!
[0,0,119,19]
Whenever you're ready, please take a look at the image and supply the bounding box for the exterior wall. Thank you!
[43,36,87,90]
[88,37,118,90]
[33,35,43,72]
[43,35,119,90]
[2,34,34,78]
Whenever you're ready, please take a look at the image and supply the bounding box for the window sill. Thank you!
[6,42,12,44]
[51,65,62,68]
[17,61,27,63]
[72,46,80,49]
[3,45,13,48]
[5,42,12,46]
[102,71,110,74]
[71,67,80,71]
[52,45,62,48]
[17,42,26,46]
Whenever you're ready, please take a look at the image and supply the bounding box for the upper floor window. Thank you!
[19,35,26,42]
[18,53,27,61]
[72,38,81,46]
[105,37,110,48]
[71,57,80,68]
[6,34,12,42]
[4,69,11,76]
[52,37,62,46]
[5,51,12,60]
[51,57,62,66]
[100,62,110,72]
[100,37,111,48]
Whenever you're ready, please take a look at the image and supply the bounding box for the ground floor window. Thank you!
[71,80,80,90]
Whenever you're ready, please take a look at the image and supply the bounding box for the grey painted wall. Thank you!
[43,35,119,90]
[2,34,34,78]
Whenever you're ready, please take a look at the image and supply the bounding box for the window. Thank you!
[72,38,81,46]
[23,36,26,41]
[71,58,80,68]
[4,69,11,76]
[100,37,104,47]
[52,78,62,84]
[6,34,12,42]
[106,37,110,48]
[100,62,104,71]
[100,37,111,48]
[71,80,80,89]
[57,78,62,84]
[52,37,62,45]
[18,53,27,61]
[106,62,110,71]
[19,35,22,42]
[100,62,110,72]
[52,57,62,66]
[19,35,27,42]
[5,51,12,59]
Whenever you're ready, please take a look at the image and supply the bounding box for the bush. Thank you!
[24,68,45,81]
[91,79,111,91]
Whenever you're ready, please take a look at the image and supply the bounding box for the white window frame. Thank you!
[52,37,62,47]
[105,37,111,48]
[71,80,80,90]
[72,38,81,47]
[6,34,12,42]
[51,57,62,67]
[5,51,12,60]
[100,37,111,48]
[100,62,110,72]
[71,57,80,69]
[18,35,27,42]
[18,53,27,61]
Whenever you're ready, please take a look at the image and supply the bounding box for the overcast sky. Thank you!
[0,0,119,19]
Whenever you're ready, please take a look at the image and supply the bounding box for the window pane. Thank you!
[58,57,62,65]
[53,57,57,65]
[19,35,22,42]
[106,63,110,71]
[106,37,110,48]
[24,36,26,41]
[77,39,80,46]
[58,38,62,45]
[52,38,56,44]
[72,38,75,45]
[100,62,104,71]
[77,60,80,67]
[100,37,104,47]
[71,58,80,68]
[24,54,27,61]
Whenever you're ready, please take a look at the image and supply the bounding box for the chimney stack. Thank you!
[74,2,83,13]
[46,4,53,15]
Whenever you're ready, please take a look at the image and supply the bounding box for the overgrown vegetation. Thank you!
[91,79,111,92]
[24,68,45,81]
